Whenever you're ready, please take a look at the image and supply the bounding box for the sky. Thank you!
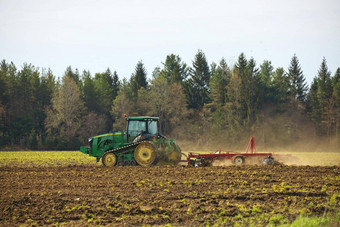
[0,0,339,85]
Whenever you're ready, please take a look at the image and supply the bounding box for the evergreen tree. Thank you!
[82,70,98,113]
[332,68,340,143]
[0,60,8,105]
[245,58,260,125]
[64,66,80,84]
[234,53,260,126]
[306,78,321,134]
[259,60,273,88]
[287,54,308,103]
[205,59,231,139]
[259,60,275,104]
[186,50,211,110]
[130,61,148,98]
[306,59,334,137]
[38,68,56,139]
[316,58,333,108]
[224,71,243,141]
[159,54,189,83]
[316,58,333,137]
[272,67,289,104]
[112,71,120,100]
[209,58,231,109]
[16,64,35,118]
[29,68,44,139]
[234,53,248,122]
[40,68,55,108]
[94,70,114,115]
[0,60,9,146]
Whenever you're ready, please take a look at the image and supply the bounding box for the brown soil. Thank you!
[0,165,339,226]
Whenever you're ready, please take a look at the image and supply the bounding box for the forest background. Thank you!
[0,51,339,151]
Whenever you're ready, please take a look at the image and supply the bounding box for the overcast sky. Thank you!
[1,0,339,85]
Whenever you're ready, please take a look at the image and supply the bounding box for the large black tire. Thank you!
[134,142,157,167]
[102,152,117,167]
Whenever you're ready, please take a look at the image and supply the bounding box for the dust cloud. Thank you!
[177,138,340,167]
[212,159,233,166]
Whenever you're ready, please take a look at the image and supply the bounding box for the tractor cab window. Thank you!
[148,121,158,135]
[128,120,146,139]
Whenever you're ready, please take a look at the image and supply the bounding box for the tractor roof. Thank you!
[126,116,159,121]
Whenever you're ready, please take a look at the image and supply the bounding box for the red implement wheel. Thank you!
[234,156,245,165]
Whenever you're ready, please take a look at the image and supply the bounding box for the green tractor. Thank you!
[80,116,182,167]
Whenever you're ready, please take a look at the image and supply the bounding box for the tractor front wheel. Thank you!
[134,142,157,167]
[102,152,117,167]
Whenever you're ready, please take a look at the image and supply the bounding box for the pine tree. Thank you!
[112,71,120,100]
[259,60,273,88]
[306,58,334,137]
[333,68,340,144]
[225,71,243,141]
[287,54,308,103]
[94,70,114,115]
[0,60,8,105]
[259,60,275,104]
[64,66,80,84]
[129,61,148,100]
[306,78,322,135]
[82,70,98,113]
[234,54,260,126]
[186,50,211,110]
[38,68,56,140]
[209,58,231,108]
[316,58,333,137]
[272,67,289,104]
[316,58,333,108]
[159,54,188,83]
[245,58,260,125]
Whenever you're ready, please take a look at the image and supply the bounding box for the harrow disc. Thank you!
[167,144,182,163]
[102,152,117,167]
[134,142,157,167]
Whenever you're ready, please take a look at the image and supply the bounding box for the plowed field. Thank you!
[1,165,339,226]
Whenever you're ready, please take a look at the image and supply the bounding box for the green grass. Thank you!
[0,151,99,167]
[1,150,339,167]
[287,210,339,227]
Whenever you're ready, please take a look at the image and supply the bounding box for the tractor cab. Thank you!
[126,116,159,143]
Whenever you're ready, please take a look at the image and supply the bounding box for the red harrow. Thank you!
[180,137,279,166]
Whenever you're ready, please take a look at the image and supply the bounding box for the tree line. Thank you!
[0,51,339,150]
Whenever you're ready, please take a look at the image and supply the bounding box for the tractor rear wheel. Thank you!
[102,152,117,167]
[134,142,157,167]
[234,156,245,165]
